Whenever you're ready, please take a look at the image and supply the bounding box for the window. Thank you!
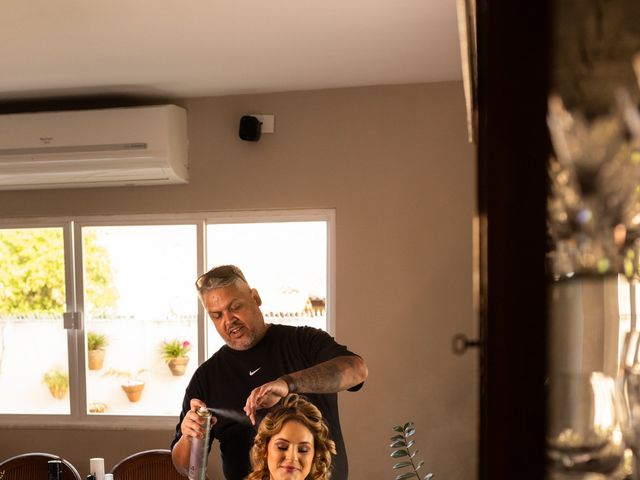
[0,227,69,415]
[81,225,197,417]
[0,210,333,428]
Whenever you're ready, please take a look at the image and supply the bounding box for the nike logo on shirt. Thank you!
[249,367,261,376]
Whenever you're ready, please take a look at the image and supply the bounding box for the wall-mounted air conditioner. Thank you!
[0,104,189,190]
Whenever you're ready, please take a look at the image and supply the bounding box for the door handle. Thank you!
[452,333,481,355]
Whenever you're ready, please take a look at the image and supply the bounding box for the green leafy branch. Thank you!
[390,422,433,480]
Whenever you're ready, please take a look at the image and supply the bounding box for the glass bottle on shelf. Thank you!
[48,459,62,480]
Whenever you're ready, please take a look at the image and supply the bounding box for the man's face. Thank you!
[202,283,267,351]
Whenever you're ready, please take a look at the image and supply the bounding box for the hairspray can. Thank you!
[188,406,212,480]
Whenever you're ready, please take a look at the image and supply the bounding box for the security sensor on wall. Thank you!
[239,114,275,142]
[239,115,261,141]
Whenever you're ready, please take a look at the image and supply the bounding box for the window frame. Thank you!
[0,209,335,430]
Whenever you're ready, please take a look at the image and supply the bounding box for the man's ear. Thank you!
[251,288,262,306]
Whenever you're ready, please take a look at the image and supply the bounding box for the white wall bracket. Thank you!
[250,114,275,134]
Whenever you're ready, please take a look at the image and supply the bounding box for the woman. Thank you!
[248,394,337,480]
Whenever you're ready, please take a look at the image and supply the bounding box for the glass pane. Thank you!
[0,227,70,414]
[82,225,197,416]
[205,221,328,354]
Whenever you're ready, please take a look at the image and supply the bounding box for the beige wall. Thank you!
[0,82,477,479]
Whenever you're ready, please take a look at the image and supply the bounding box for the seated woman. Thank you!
[248,394,337,480]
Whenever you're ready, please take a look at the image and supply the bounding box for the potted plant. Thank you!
[42,367,69,399]
[87,331,109,370]
[104,368,147,402]
[160,339,192,376]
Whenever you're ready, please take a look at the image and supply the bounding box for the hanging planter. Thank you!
[167,356,190,376]
[88,349,106,370]
[87,332,109,371]
[121,381,145,402]
[160,339,192,376]
[42,367,69,399]
[104,368,147,402]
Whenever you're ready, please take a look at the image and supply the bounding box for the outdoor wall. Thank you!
[0,82,477,479]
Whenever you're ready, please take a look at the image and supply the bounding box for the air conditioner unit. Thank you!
[0,104,189,190]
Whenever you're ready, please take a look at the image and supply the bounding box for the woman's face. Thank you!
[267,420,315,480]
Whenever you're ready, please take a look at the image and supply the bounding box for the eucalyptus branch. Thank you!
[389,422,434,480]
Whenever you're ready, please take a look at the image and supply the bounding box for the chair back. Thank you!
[0,452,81,480]
[110,449,185,480]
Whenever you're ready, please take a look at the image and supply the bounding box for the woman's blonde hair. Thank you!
[248,394,336,480]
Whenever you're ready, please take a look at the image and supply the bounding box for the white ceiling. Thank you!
[1,0,462,102]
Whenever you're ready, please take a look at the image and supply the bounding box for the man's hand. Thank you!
[172,398,217,475]
[181,398,217,439]
[243,378,289,425]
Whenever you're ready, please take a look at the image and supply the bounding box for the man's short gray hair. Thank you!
[195,265,250,298]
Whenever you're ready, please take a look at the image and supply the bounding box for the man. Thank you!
[171,265,368,480]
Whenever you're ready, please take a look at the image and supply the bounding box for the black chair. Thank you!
[0,452,81,480]
[110,449,186,480]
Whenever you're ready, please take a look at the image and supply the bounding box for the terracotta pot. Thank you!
[88,349,105,370]
[48,385,68,399]
[167,356,190,376]
[121,382,145,402]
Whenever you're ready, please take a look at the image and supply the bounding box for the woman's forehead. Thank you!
[274,419,314,442]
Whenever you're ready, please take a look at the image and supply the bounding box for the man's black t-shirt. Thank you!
[171,324,362,480]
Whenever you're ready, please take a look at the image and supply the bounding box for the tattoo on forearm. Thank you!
[296,357,360,393]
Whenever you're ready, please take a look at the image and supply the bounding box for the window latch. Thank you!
[63,311,83,330]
